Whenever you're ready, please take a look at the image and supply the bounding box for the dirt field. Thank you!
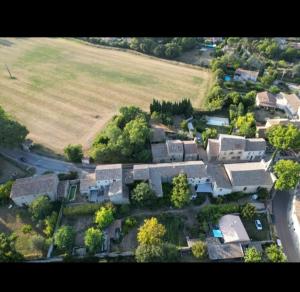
[0,38,213,154]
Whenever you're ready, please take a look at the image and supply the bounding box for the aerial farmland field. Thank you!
[0,38,213,154]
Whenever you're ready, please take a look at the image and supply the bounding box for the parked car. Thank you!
[255,219,263,230]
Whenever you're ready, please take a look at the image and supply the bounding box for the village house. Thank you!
[10,174,59,206]
[233,68,259,83]
[256,118,300,138]
[206,134,266,162]
[151,139,199,163]
[256,91,300,119]
[133,161,209,197]
[80,164,129,204]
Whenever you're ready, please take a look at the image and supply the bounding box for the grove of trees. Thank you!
[64,144,83,163]
[90,106,151,163]
[273,160,300,190]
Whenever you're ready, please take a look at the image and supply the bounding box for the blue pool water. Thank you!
[224,75,231,81]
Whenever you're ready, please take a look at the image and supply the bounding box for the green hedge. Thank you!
[197,203,240,224]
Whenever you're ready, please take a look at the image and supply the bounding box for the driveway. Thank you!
[273,190,300,262]
[0,147,84,175]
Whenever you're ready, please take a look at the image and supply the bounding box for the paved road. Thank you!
[273,190,300,262]
[0,147,83,175]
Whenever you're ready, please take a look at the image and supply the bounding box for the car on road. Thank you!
[20,157,27,162]
[255,219,263,230]
[276,238,282,247]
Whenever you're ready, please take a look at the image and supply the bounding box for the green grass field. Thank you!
[0,38,213,154]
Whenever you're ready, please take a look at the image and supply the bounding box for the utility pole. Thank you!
[5,64,13,79]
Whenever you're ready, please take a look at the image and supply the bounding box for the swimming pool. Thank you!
[224,75,231,81]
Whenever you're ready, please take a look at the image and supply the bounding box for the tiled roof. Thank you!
[207,139,219,157]
[224,161,274,187]
[166,140,184,155]
[219,134,246,151]
[281,93,300,113]
[150,124,166,143]
[207,242,244,260]
[10,174,59,198]
[183,141,198,155]
[151,143,168,161]
[256,91,277,108]
[245,138,266,152]
[95,164,122,181]
[235,68,259,79]
[207,164,231,189]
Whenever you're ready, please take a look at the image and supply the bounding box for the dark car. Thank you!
[20,157,27,162]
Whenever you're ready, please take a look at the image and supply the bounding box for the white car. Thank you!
[255,219,263,230]
[276,239,282,247]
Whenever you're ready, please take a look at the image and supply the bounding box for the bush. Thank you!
[29,195,53,221]
[241,203,256,219]
[191,195,206,206]
[95,206,115,229]
[54,225,75,253]
[22,224,33,234]
[64,144,83,163]
[115,204,131,218]
[123,217,138,235]
[131,182,156,207]
[197,204,240,224]
[43,211,58,238]
[30,235,49,255]
[58,171,78,181]
[0,180,13,205]
[191,241,207,260]
[257,187,269,201]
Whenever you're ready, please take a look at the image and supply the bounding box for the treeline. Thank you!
[0,106,28,147]
[150,98,193,117]
[90,106,151,163]
[80,37,201,60]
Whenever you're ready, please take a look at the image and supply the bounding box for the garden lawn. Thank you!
[242,213,271,242]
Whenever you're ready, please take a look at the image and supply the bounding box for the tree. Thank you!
[244,247,262,262]
[164,43,182,59]
[135,242,178,262]
[292,63,300,77]
[0,106,28,148]
[84,227,104,254]
[229,104,238,122]
[29,195,53,221]
[227,91,240,105]
[273,160,300,190]
[281,46,298,62]
[237,102,244,117]
[0,180,13,205]
[64,144,83,163]
[131,182,156,207]
[202,128,218,148]
[124,117,150,145]
[265,244,287,262]
[267,124,300,151]
[43,211,58,238]
[235,113,256,137]
[257,187,269,201]
[171,173,191,208]
[241,203,256,219]
[137,217,166,245]
[54,225,75,253]
[242,91,257,108]
[0,232,24,262]
[191,241,207,260]
[269,85,280,94]
[95,206,114,229]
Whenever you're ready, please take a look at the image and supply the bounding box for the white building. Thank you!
[233,68,259,83]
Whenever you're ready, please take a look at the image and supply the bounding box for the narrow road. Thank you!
[0,147,86,175]
[273,190,300,262]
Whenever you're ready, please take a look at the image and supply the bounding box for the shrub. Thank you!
[265,244,287,262]
[191,241,207,260]
[29,195,53,221]
[64,144,83,163]
[43,211,58,238]
[22,224,33,234]
[123,216,138,235]
[54,225,75,253]
[0,180,13,205]
[257,187,269,201]
[95,206,115,229]
[115,204,131,218]
[241,203,256,219]
[131,182,156,207]
[84,227,104,255]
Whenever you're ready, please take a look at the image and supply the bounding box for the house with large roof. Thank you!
[256,91,277,109]
[233,68,259,82]
[10,174,59,206]
[151,139,199,163]
[207,134,266,162]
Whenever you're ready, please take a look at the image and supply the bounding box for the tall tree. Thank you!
[273,160,300,190]
[0,232,24,262]
[95,206,115,229]
[235,113,256,137]
[131,182,156,207]
[137,217,166,245]
[0,106,28,148]
[29,195,53,221]
[0,180,13,205]
[84,227,104,254]
[54,225,75,253]
[64,144,83,163]
[171,173,191,208]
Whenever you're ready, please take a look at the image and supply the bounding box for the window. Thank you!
[238,151,242,154]
[229,152,234,155]
[243,187,247,191]
[206,178,210,182]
